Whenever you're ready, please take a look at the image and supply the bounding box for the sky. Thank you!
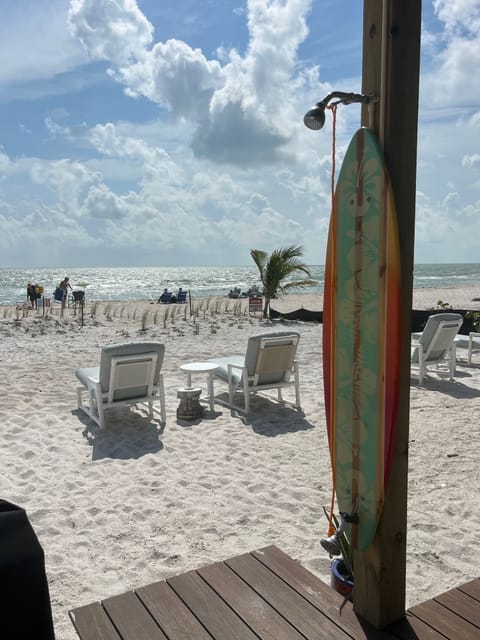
[0,0,479,268]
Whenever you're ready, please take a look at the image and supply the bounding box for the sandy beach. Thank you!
[1,286,479,639]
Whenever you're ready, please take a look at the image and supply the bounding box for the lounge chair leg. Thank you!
[449,344,456,380]
[418,347,424,386]
[294,362,301,408]
[76,387,83,409]
[243,377,250,413]
[159,375,166,424]
[94,382,106,429]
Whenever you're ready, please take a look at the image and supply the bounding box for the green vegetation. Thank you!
[250,245,315,318]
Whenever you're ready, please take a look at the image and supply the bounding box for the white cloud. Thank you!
[68,0,154,65]
[66,0,314,165]
[415,196,480,262]
[30,159,103,213]
[462,154,480,168]
[0,152,10,173]
[0,0,87,90]
[424,0,480,106]
[433,0,480,32]
[119,39,223,119]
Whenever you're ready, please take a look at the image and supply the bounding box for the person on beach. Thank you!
[59,277,72,308]
[27,282,37,309]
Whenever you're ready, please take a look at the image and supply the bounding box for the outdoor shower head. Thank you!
[303,91,376,130]
[303,101,328,130]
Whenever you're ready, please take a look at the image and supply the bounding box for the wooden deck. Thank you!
[69,545,480,640]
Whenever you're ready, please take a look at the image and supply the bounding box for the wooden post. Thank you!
[354,1,422,627]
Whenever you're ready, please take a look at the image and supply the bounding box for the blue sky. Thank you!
[0,0,479,267]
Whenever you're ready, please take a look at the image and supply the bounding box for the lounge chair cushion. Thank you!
[209,356,246,385]
[75,366,100,387]
[210,332,300,386]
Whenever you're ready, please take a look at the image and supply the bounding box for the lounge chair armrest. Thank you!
[227,362,248,386]
[469,331,480,338]
[227,362,247,373]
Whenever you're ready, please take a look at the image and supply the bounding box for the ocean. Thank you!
[1,264,480,306]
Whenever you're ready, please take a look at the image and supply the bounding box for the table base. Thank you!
[177,387,204,421]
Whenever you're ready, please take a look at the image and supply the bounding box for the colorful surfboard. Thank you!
[323,127,401,550]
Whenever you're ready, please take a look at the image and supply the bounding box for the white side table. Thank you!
[180,362,219,412]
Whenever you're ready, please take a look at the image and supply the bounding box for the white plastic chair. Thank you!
[411,313,463,385]
[467,332,480,364]
[75,342,166,429]
[208,332,301,413]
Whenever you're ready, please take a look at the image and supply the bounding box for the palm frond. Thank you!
[250,249,268,273]
[279,279,317,292]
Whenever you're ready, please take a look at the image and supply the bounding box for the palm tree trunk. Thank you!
[263,297,270,318]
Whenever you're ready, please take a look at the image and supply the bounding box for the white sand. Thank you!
[1,286,479,639]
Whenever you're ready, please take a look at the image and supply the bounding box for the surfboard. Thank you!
[323,127,401,551]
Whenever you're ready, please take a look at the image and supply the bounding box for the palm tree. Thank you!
[250,245,315,318]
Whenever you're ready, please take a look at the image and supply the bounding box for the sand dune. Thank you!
[0,286,479,639]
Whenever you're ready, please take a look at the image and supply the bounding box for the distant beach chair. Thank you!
[228,287,242,299]
[158,290,172,304]
[411,313,463,385]
[176,289,187,303]
[208,331,301,413]
[75,342,166,430]
[68,290,85,309]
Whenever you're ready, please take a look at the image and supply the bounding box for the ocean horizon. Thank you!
[1,263,480,306]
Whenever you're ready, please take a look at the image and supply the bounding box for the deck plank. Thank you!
[167,568,259,639]
[434,585,480,628]
[199,560,306,640]
[136,580,213,640]
[226,551,353,639]
[102,591,168,640]
[69,602,123,640]
[69,548,480,640]
[408,598,480,640]
[253,546,394,640]
[457,578,480,601]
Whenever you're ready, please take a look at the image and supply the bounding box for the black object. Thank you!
[0,500,55,639]
[269,307,322,323]
[72,290,85,303]
[270,306,475,335]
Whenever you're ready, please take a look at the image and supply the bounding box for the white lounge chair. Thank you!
[467,332,480,364]
[454,331,480,365]
[208,332,301,413]
[411,313,463,385]
[75,342,166,429]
